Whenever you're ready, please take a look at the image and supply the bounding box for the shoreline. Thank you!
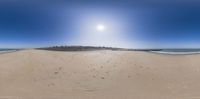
[1,49,200,56]
[150,51,200,55]
[0,50,21,54]
[37,49,200,55]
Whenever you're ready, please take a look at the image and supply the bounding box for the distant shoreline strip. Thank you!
[0,50,19,54]
[150,51,200,55]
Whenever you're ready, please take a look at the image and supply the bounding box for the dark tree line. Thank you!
[36,46,163,51]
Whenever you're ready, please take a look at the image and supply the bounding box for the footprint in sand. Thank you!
[101,77,105,79]
[146,67,150,70]
[139,66,143,69]
[113,65,116,67]
[105,71,109,74]
[54,71,59,75]
[100,66,103,69]
[136,73,140,76]
[53,67,62,75]
[106,60,110,63]
[91,68,96,72]
[92,75,96,78]
[48,83,55,87]
[58,67,62,70]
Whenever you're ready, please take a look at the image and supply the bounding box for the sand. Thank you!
[0,50,200,99]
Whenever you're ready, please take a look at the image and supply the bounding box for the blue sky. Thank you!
[0,1,200,48]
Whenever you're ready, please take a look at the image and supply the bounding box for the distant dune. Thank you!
[0,49,200,99]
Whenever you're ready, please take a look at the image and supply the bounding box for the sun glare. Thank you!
[96,24,105,31]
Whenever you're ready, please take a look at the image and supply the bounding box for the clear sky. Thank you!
[0,1,200,48]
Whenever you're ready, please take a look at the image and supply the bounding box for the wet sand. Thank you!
[0,50,200,99]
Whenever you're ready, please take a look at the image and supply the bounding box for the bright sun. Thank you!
[96,24,106,32]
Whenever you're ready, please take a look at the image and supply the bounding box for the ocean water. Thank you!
[151,49,200,55]
[0,49,18,53]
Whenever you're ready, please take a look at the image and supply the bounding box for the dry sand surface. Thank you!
[0,50,200,99]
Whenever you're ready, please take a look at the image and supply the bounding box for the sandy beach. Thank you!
[0,50,200,99]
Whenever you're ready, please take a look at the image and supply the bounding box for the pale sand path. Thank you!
[0,50,200,99]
